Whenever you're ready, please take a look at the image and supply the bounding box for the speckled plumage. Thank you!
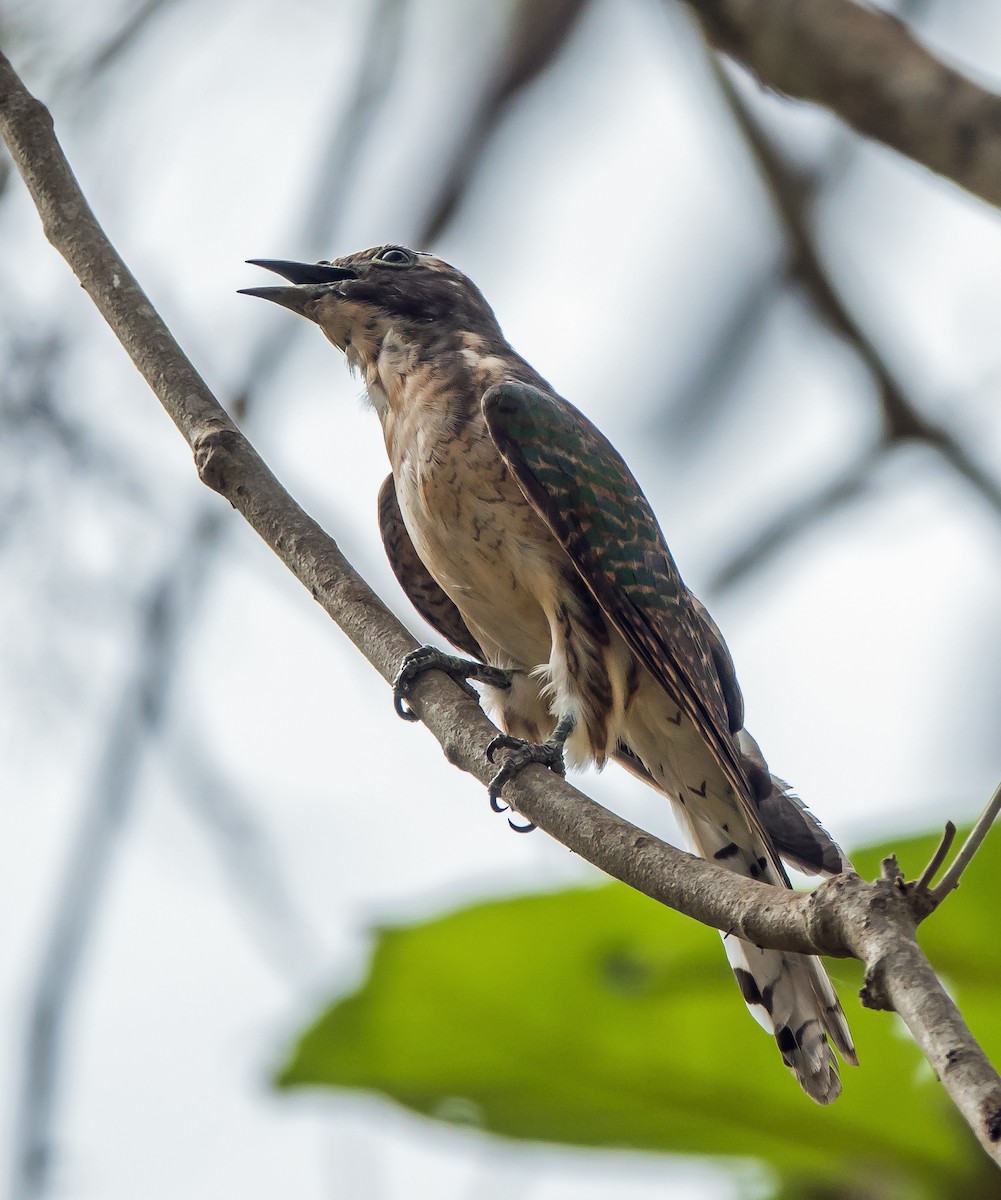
[242,246,857,1102]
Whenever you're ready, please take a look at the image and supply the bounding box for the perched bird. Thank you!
[240,246,857,1102]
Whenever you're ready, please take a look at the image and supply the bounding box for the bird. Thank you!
[240,245,857,1102]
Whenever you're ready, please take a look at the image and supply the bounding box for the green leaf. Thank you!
[278,827,1001,1196]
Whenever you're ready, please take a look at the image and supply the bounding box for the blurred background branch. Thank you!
[686,0,1001,210]
[693,22,1001,588]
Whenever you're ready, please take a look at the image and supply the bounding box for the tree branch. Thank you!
[681,0,1001,212]
[3,48,1001,1162]
[6,11,407,1195]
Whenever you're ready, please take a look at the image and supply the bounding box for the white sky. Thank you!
[3,1,1001,1197]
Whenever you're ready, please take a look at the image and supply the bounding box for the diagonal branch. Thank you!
[3,48,1001,1164]
[681,0,1001,213]
[5,9,408,1197]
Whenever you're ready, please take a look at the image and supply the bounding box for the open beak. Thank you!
[238,259,357,317]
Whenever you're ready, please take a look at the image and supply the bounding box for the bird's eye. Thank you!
[375,247,414,266]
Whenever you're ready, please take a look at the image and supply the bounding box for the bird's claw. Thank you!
[486,733,568,834]
[488,786,534,831]
[393,647,513,721]
[485,732,568,775]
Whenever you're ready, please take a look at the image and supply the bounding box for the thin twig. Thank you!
[915,821,957,892]
[932,782,1001,904]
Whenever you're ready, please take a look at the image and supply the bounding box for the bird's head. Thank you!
[239,245,504,371]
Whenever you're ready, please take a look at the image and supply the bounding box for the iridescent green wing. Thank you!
[378,474,486,661]
[482,381,749,799]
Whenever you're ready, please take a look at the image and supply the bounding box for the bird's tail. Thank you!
[680,806,857,1104]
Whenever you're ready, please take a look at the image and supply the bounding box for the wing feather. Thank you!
[482,382,766,827]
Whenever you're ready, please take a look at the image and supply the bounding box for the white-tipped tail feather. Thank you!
[626,690,857,1104]
[682,807,857,1104]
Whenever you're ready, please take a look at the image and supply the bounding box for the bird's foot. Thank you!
[485,715,576,834]
[393,646,513,721]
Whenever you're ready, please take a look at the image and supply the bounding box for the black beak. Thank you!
[244,259,358,285]
[238,258,358,316]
